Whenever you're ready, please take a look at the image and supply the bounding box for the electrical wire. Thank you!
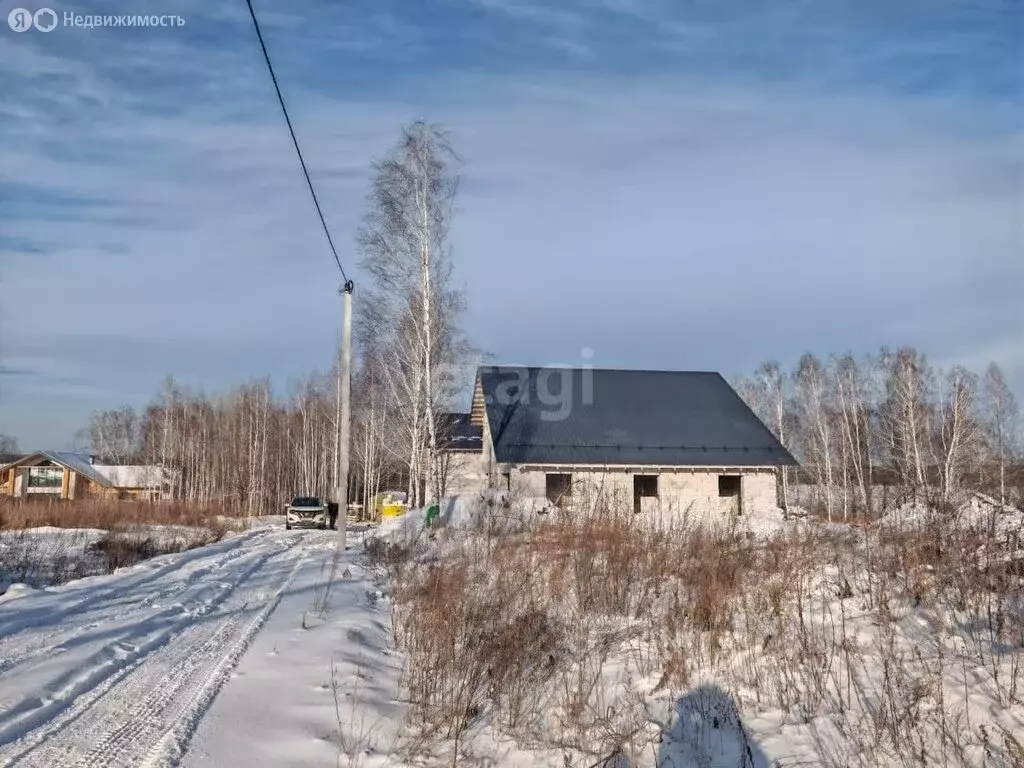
[244,0,348,282]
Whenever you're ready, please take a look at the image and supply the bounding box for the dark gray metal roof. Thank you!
[439,413,483,452]
[476,366,798,467]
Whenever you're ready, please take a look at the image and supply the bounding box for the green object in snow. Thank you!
[425,505,440,527]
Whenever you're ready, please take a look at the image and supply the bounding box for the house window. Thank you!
[502,472,511,491]
[634,475,659,497]
[545,473,572,506]
[633,474,659,514]
[718,475,741,497]
[28,466,63,488]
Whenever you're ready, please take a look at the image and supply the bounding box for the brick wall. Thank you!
[504,467,781,524]
[444,451,489,496]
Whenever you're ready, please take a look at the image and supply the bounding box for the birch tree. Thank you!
[84,407,140,463]
[794,353,837,519]
[983,363,1019,506]
[357,121,465,507]
[833,354,876,517]
[79,343,1020,518]
[881,347,932,489]
[935,366,982,504]
[749,362,794,514]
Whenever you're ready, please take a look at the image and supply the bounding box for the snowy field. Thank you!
[0,496,1021,767]
[0,524,231,596]
[366,494,1024,767]
[0,528,108,596]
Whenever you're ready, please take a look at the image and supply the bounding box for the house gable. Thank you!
[4,451,112,487]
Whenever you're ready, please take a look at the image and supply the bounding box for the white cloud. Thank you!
[1,9,1021,447]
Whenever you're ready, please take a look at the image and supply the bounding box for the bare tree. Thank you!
[78,341,1021,520]
[68,124,471,518]
[833,354,876,518]
[83,406,140,463]
[354,356,387,519]
[794,353,837,520]
[0,433,18,455]
[734,348,1022,518]
[129,375,339,513]
[357,120,465,507]
[737,363,796,513]
[935,366,982,504]
[757,361,794,513]
[983,363,1019,507]
[880,347,932,489]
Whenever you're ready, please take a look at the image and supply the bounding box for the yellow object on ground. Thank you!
[375,492,407,519]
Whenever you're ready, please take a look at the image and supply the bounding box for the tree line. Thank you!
[20,120,1021,521]
[71,121,470,515]
[733,350,1020,520]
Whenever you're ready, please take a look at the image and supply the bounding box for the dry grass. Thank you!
[0,497,241,532]
[371,497,1024,767]
[87,527,225,573]
[0,498,247,591]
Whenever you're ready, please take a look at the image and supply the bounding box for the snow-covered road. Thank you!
[0,525,391,768]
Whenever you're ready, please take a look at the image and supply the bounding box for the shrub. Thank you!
[381,498,1024,766]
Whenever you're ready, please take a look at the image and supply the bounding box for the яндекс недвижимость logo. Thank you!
[8,7,183,31]
[8,7,57,31]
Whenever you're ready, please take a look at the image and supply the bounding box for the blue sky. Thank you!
[1,0,1022,450]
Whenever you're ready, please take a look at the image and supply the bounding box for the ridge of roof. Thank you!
[478,365,722,375]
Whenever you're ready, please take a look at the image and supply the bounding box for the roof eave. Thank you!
[512,462,788,472]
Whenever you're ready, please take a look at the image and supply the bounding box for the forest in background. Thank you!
[3,121,1020,518]
[734,350,1020,519]
[27,345,1014,519]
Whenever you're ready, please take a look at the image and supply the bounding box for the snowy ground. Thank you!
[0,524,232,596]
[2,497,1021,767]
[0,528,108,595]
[0,523,397,768]
[365,495,1024,767]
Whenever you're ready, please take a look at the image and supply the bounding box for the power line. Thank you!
[244,0,348,281]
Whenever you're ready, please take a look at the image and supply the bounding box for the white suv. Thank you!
[284,496,328,530]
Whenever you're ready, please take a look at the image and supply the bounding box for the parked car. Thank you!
[284,496,328,530]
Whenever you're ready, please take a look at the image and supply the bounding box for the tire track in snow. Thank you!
[0,539,293,763]
[0,538,262,679]
[71,613,251,768]
[101,551,306,768]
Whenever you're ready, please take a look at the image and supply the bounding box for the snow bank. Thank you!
[879,492,1024,537]
[0,527,108,595]
[374,505,429,546]
[0,524,233,596]
[1,526,108,539]
[371,491,555,547]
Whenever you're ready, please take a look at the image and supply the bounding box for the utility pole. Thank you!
[335,280,354,552]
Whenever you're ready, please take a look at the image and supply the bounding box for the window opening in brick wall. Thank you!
[633,474,659,514]
[718,475,741,497]
[545,473,572,506]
